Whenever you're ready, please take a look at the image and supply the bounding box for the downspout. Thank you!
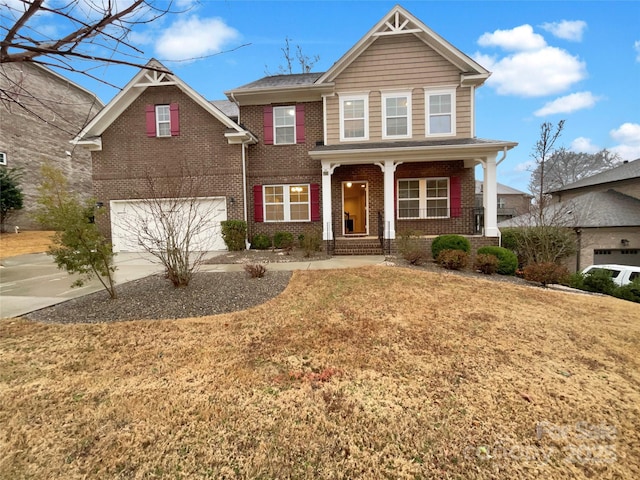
[496,146,508,166]
[574,228,582,272]
[241,141,250,250]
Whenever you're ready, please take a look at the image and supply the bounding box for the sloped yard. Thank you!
[1,266,639,479]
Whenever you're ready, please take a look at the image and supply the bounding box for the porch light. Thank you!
[346,182,352,188]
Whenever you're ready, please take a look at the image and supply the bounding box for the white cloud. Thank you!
[540,20,587,42]
[635,40,640,62]
[534,91,600,116]
[155,16,239,61]
[478,24,547,51]
[515,160,535,172]
[570,137,600,154]
[610,123,640,160]
[479,46,587,97]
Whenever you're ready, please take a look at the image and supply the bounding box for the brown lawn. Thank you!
[0,230,54,259]
[1,266,639,479]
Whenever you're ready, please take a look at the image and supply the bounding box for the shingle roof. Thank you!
[550,158,640,193]
[475,180,530,196]
[210,100,239,119]
[311,137,515,152]
[499,189,640,228]
[231,73,324,91]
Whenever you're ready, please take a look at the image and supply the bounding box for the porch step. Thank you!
[333,238,384,256]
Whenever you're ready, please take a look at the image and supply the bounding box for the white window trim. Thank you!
[0,152,6,166]
[425,87,456,137]
[155,104,171,138]
[339,93,369,141]
[382,91,412,139]
[397,177,450,219]
[263,184,311,222]
[273,105,296,145]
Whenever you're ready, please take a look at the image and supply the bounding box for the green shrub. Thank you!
[251,233,272,250]
[436,249,468,270]
[474,253,499,275]
[299,228,323,257]
[582,269,616,295]
[397,230,427,265]
[221,220,246,251]
[273,231,295,250]
[565,272,586,290]
[612,279,640,303]
[523,262,569,286]
[431,235,471,259]
[477,246,518,275]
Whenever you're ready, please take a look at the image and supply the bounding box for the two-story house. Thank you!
[74,5,517,254]
[0,62,103,230]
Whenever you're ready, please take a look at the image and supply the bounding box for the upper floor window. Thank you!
[340,94,369,141]
[382,92,411,138]
[0,152,6,166]
[425,88,456,136]
[146,103,180,137]
[155,105,171,137]
[273,106,296,145]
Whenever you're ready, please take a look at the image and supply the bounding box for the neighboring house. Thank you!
[475,181,531,223]
[0,62,103,229]
[74,5,517,254]
[549,159,640,269]
[500,159,640,270]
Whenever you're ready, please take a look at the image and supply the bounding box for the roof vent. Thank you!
[623,160,629,164]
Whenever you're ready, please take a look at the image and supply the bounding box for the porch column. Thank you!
[321,160,338,241]
[483,153,499,237]
[376,160,400,240]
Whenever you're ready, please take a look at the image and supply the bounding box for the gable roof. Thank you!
[475,181,531,196]
[232,73,324,91]
[550,159,640,193]
[73,59,255,149]
[316,4,490,85]
[499,189,640,228]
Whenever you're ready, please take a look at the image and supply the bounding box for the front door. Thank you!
[342,181,368,235]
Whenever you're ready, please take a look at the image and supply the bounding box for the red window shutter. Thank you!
[295,104,305,144]
[450,176,462,218]
[253,185,264,222]
[145,105,156,137]
[170,103,180,136]
[310,183,320,221]
[263,106,273,145]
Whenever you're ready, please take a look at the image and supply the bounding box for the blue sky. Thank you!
[7,1,640,192]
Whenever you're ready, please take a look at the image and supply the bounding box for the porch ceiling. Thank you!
[309,138,517,164]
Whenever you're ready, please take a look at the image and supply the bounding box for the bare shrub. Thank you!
[436,249,468,270]
[474,254,499,275]
[244,263,267,278]
[523,262,569,287]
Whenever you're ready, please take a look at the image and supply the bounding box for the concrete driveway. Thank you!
[0,252,167,318]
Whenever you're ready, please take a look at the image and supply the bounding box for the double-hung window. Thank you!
[155,105,171,137]
[425,88,456,136]
[340,94,368,141]
[273,106,296,144]
[398,178,449,219]
[382,92,411,138]
[264,184,310,222]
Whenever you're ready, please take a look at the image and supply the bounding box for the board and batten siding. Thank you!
[325,34,472,144]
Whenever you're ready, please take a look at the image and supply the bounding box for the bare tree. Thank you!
[529,147,621,194]
[265,36,320,75]
[112,165,225,288]
[528,120,565,226]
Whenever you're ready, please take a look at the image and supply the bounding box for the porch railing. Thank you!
[395,207,484,236]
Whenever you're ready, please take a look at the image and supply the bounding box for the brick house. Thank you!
[0,62,103,229]
[74,5,517,254]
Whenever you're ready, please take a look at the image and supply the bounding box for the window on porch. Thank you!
[398,178,449,219]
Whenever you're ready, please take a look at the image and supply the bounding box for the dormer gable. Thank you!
[73,59,256,150]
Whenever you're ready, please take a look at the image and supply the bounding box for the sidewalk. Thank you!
[0,252,386,318]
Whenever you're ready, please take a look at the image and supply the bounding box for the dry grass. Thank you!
[1,266,639,479]
[0,230,54,259]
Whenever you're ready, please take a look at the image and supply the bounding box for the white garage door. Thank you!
[110,197,227,253]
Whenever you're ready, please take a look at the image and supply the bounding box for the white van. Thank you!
[581,264,640,287]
